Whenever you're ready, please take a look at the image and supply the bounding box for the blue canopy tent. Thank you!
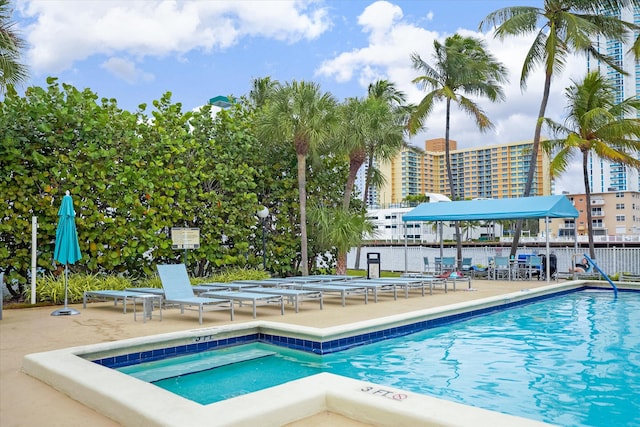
[402,195,579,282]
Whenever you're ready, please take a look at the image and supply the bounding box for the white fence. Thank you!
[347,246,640,276]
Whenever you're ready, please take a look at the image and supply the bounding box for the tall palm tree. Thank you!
[339,90,406,209]
[409,34,508,268]
[480,0,640,256]
[361,80,410,207]
[542,71,640,258]
[256,80,338,275]
[0,0,28,94]
[349,80,408,270]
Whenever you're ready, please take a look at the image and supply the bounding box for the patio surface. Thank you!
[1,277,552,426]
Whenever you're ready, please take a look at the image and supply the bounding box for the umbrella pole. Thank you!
[64,264,69,309]
[51,263,80,316]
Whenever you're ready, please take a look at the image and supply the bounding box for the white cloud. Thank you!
[21,0,332,74]
[315,1,589,194]
[100,57,154,84]
[316,2,439,86]
[357,1,403,41]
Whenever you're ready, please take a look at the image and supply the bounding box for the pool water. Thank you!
[119,290,640,427]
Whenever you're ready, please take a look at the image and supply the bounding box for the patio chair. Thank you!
[526,256,542,280]
[574,261,599,280]
[620,273,640,282]
[434,257,442,274]
[157,264,234,324]
[423,257,431,274]
[442,257,456,272]
[491,256,511,280]
[461,257,473,277]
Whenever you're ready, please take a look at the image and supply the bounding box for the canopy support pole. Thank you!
[573,224,579,280]
[545,216,550,283]
[404,223,408,274]
[439,221,444,258]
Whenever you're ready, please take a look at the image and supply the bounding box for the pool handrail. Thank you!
[582,253,618,297]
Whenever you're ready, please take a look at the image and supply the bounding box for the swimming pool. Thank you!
[23,282,639,426]
[117,290,640,427]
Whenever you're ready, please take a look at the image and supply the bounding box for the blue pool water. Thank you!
[119,290,640,427]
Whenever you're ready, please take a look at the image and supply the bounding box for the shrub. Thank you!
[32,273,133,304]
[21,267,268,306]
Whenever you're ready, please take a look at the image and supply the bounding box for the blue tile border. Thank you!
[94,286,629,368]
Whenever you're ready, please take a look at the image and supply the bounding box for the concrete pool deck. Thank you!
[0,278,596,426]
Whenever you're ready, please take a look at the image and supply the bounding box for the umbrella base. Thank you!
[51,307,80,316]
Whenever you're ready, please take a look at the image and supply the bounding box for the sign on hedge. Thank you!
[171,228,200,250]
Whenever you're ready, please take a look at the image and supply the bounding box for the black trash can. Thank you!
[367,252,380,279]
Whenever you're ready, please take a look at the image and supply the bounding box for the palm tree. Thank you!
[349,80,408,270]
[256,80,338,275]
[361,80,410,207]
[480,0,640,257]
[0,0,28,93]
[460,220,482,241]
[309,203,375,275]
[339,87,406,209]
[542,71,640,258]
[333,89,405,273]
[409,34,508,268]
[249,76,280,108]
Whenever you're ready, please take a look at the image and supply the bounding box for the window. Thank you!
[616,215,625,222]
[616,203,625,209]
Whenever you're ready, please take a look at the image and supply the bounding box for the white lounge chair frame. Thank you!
[156,264,234,324]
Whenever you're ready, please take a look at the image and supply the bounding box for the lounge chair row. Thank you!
[82,264,456,324]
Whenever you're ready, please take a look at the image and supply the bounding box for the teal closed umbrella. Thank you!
[52,191,82,316]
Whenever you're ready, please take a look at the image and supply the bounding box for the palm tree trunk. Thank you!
[297,153,309,275]
[336,251,347,275]
[510,69,552,257]
[354,155,376,270]
[344,151,365,209]
[340,152,365,275]
[582,150,596,259]
[444,99,463,268]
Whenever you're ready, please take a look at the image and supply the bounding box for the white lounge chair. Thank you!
[83,290,162,323]
[199,290,286,318]
[156,264,234,324]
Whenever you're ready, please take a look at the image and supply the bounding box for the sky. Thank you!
[11,0,590,193]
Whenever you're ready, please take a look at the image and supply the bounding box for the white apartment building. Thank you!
[365,193,504,242]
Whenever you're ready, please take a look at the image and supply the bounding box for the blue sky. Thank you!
[12,0,587,192]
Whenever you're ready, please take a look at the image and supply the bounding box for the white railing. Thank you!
[347,246,640,275]
[369,234,640,245]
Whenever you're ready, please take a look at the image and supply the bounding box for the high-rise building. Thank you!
[375,138,550,207]
[586,3,640,193]
[354,160,380,208]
